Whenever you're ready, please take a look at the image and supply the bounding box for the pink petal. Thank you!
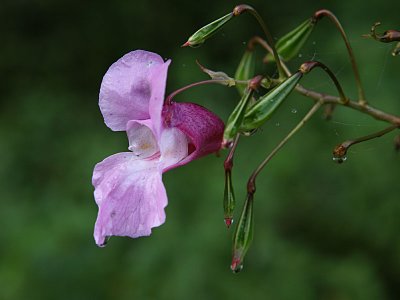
[99,50,167,131]
[93,153,167,246]
[163,102,224,171]
[149,60,171,139]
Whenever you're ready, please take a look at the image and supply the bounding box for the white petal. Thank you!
[159,127,188,170]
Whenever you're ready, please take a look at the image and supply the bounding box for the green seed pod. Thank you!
[223,76,263,146]
[235,49,255,95]
[240,72,303,131]
[223,169,235,228]
[182,13,234,48]
[264,18,315,62]
[231,193,254,273]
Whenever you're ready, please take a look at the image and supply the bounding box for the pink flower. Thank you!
[93,50,224,246]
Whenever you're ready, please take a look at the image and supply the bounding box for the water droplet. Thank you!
[242,41,246,45]
[298,53,303,58]
[231,262,244,273]
[333,156,347,164]
[182,64,186,67]
[291,108,297,114]
[275,122,280,127]
[312,41,316,45]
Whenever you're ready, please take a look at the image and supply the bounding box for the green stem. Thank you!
[247,101,322,195]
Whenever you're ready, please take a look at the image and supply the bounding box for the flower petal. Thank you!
[163,102,224,170]
[93,153,167,246]
[149,60,171,138]
[99,50,165,131]
[159,127,188,169]
[126,120,159,159]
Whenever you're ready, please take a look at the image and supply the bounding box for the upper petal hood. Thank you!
[99,50,168,131]
[163,102,224,171]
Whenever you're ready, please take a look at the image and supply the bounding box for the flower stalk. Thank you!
[299,61,348,104]
[333,124,399,163]
[247,101,323,195]
[313,9,366,105]
[165,79,233,106]
[233,4,286,79]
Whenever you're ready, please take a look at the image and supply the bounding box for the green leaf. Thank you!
[234,49,255,95]
[183,13,234,48]
[240,72,303,131]
[265,18,315,62]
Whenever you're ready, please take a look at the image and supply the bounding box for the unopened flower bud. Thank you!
[264,18,315,62]
[235,49,255,96]
[224,168,235,228]
[231,193,254,273]
[182,13,234,48]
[223,76,263,146]
[240,72,303,131]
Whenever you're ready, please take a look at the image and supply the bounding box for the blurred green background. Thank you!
[1,0,400,299]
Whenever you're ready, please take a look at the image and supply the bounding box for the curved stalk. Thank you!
[247,101,322,195]
[314,9,366,105]
[299,61,348,104]
[233,5,286,79]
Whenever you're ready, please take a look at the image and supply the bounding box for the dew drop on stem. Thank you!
[333,156,347,164]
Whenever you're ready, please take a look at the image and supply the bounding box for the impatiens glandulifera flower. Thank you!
[93,50,224,246]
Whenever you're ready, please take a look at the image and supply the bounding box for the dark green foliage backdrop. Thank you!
[1,0,399,299]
